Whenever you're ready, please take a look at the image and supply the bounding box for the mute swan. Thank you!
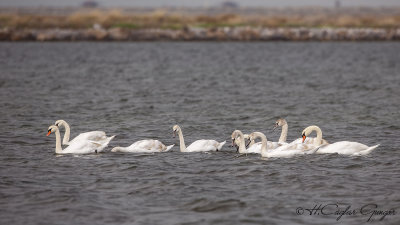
[47,125,114,154]
[233,134,252,151]
[301,126,379,156]
[231,130,251,154]
[231,130,284,154]
[55,120,113,150]
[274,118,329,145]
[111,140,174,153]
[172,125,226,152]
[249,132,318,158]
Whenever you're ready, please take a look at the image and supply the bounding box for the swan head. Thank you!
[232,133,250,150]
[249,132,259,142]
[249,132,267,143]
[172,125,181,137]
[273,118,287,130]
[54,120,66,127]
[47,125,58,136]
[301,126,315,143]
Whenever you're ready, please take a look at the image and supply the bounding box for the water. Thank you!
[0,42,399,225]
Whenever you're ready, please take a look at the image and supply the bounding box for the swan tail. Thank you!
[217,141,226,151]
[354,144,380,156]
[111,146,122,152]
[107,135,116,143]
[165,145,175,152]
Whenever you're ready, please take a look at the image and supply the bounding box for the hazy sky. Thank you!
[1,0,400,7]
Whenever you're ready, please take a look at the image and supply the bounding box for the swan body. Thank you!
[47,125,114,154]
[111,140,174,153]
[302,125,379,155]
[55,120,113,151]
[249,132,317,158]
[315,141,379,156]
[173,125,225,152]
[246,141,287,154]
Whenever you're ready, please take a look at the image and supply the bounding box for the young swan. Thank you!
[231,130,249,154]
[172,125,226,152]
[55,120,114,149]
[274,118,328,145]
[301,125,379,156]
[47,125,109,154]
[249,132,318,158]
[233,134,252,151]
[111,140,174,153]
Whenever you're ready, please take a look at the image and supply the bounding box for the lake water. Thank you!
[0,42,399,225]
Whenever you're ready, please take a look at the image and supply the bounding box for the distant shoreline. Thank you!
[1,27,399,41]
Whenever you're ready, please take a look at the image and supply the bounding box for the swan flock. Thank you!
[47,119,379,157]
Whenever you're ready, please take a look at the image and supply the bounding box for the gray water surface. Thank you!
[0,42,400,225]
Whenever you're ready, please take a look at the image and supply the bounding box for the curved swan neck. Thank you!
[177,129,187,152]
[279,123,288,142]
[253,132,267,155]
[308,125,323,144]
[236,131,246,154]
[54,128,63,154]
[61,121,71,144]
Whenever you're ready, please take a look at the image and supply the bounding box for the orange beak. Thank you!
[302,135,306,143]
[47,131,51,136]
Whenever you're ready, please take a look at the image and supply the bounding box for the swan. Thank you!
[172,125,226,152]
[231,130,285,154]
[233,134,252,151]
[301,126,379,156]
[231,130,250,154]
[46,125,114,154]
[274,118,329,145]
[249,132,318,158]
[111,140,174,153]
[55,120,113,151]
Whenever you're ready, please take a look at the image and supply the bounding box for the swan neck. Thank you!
[237,131,246,153]
[62,121,71,144]
[279,124,288,142]
[54,128,63,154]
[177,130,186,152]
[258,133,268,155]
[315,126,323,145]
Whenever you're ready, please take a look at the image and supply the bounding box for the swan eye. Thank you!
[48,129,51,132]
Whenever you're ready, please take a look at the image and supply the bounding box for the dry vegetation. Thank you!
[0,7,399,30]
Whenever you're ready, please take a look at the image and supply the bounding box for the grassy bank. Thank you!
[0,7,399,30]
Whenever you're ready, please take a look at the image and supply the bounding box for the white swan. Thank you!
[231,130,285,154]
[233,134,252,151]
[55,120,113,151]
[249,132,318,158]
[111,140,174,153]
[172,125,226,152]
[47,125,114,154]
[274,118,329,145]
[231,130,251,154]
[302,125,379,156]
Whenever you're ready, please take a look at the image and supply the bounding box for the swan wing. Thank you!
[246,143,261,154]
[68,131,107,145]
[61,140,101,154]
[316,141,375,155]
[125,140,168,152]
[186,140,219,152]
